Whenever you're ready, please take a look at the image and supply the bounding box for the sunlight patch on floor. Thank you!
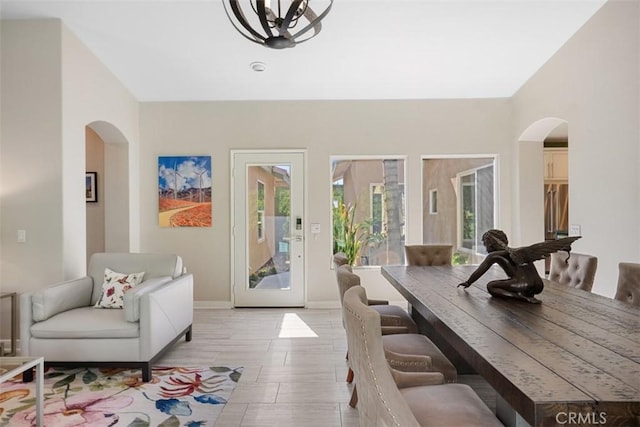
[278,313,319,338]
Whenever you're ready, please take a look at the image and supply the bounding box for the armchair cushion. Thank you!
[32,277,93,322]
[30,307,139,339]
[94,268,145,309]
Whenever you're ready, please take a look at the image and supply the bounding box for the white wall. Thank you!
[1,20,64,290]
[512,0,640,296]
[2,0,638,308]
[86,127,105,260]
[0,20,139,296]
[140,99,514,305]
[61,23,139,277]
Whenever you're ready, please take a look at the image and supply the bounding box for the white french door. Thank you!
[231,150,305,307]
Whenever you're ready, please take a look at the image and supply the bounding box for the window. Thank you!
[257,180,265,241]
[332,157,406,267]
[422,157,496,265]
[458,164,494,255]
[429,189,438,214]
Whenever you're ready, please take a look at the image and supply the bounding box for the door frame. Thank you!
[229,149,308,307]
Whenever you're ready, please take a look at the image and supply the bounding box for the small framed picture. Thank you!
[86,172,98,202]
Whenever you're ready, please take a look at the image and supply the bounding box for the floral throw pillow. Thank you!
[94,268,145,309]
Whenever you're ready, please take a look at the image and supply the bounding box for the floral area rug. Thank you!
[0,366,243,426]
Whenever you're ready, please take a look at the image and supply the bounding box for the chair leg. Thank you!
[349,385,358,408]
[185,324,193,342]
[142,363,152,382]
[346,367,354,383]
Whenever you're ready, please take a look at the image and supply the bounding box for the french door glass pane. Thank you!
[247,165,291,290]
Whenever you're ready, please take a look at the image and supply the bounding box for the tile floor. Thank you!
[156,307,497,427]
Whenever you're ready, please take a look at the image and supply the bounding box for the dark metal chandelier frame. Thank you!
[223,0,334,49]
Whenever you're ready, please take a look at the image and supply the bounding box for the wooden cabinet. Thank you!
[544,148,568,181]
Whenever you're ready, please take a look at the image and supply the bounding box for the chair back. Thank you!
[404,245,452,266]
[333,252,350,268]
[88,253,183,305]
[615,262,640,306]
[548,251,597,292]
[335,264,359,306]
[342,285,420,427]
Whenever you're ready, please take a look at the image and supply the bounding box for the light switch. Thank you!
[569,224,581,236]
[17,229,26,243]
[310,223,321,234]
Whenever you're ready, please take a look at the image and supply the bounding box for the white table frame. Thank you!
[0,356,44,426]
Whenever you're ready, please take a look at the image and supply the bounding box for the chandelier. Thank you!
[223,0,334,49]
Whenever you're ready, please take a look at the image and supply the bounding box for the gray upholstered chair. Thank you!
[548,251,597,292]
[332,252,350,268]
[342,285,502,427]
[405,244,453,266]
[614,262,640,306]
[335,258,417,393]
[349,284,457,383]
[20,252,193,381]
[333,252,388,306]
[334,256,456,408]
[335,264,417,335]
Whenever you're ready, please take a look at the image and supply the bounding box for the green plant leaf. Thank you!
[158,415,180,427]
[52,373,76,389]
[128,417,150,427]
[44,371,67,379]
[229,370,242,383]
[83,369,97,384]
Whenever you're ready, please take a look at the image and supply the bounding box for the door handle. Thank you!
[293,235,303,242]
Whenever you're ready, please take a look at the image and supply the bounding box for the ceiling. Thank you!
[1,0,607,102]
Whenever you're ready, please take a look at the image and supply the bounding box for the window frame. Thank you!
[429,188,438,215]
[330,155,408,268]
[456,163,495,256]
[257,179,265,242]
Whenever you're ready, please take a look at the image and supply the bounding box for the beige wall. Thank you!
[139,99,514,305]
[1,20,139,298]
[512,0,639,296]
[86,127,105,260]
[1,0,637,309]
[61,23,139,273]
[1,20,64,290]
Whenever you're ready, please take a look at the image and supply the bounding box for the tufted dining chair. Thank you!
[614,262,640,306]
[404,245,453,266]
[342,285,502,427]
[548,251,598,292]
[335,263,417,335]
[333,253,388,307]
[333,255,457,408]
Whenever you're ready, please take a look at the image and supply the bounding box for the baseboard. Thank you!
[194,300,347,309]
[305,301,341,309]
[193,300,233,309]
[0,339,17,356]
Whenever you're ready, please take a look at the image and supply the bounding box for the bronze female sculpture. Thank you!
[458,229,580,304]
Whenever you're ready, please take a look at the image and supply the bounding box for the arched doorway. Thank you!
[86,121,130,261]
[515,117,569,261]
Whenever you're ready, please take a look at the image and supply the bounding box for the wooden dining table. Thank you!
[381,264,640,427]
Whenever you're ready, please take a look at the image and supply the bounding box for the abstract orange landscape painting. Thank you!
[158,156,212,227]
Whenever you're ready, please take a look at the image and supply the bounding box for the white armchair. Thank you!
[19,252,193,381]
